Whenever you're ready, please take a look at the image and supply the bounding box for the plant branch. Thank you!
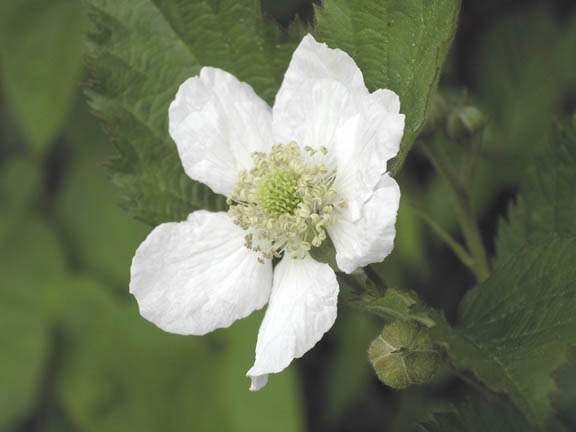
[409,204,474,271]
[422,141,490,282]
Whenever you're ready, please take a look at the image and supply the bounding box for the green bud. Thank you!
[446,106,487,139]
[368,321,440,389]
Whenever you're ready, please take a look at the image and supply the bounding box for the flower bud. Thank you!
[446,106,487,140]
[368,321,440,389]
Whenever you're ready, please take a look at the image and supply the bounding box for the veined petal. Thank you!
[328,174,401,274]
[271,34,403,218]
[273,78,356,159]
[333,90,405,220]
[169,67,274,196]
[274,34,367,111]
[247,255,338,391]
[273,73,404,222]
[130,210,272,335]
[273,34,367,149]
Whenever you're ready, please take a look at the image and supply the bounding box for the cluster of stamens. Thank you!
[227,141,347,261]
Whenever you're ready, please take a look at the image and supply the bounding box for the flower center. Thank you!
[255,169,301,218]
[227,142,347,261]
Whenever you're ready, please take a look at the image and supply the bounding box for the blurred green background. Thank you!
[0,0,574,431]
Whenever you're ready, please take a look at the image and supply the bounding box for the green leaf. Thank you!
[0,0,84,154]
[84,0,305,225]
[428,119,576,423]
[314,0,461,175]
[431,237,576,423]
[552,349,576,430]
[0,216,67,430]
[495,118,576,267]
[56,101,149,287]
[53,277,304,432]
[418,392,542,432]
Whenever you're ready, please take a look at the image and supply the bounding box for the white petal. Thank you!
[249,375,269,392]
[130,210,272,335]
[328,174,401,274]
[333,90,405,220]
[247,255,338,390]
[271,34,403,218]
[169,67,274,196]
[275,34,367,110]
[273,34,367,148]
[273,78,357,156]
[273,73,404,222]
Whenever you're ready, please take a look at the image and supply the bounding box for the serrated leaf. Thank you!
[431,237,576,423]
[84,0,305,225]
[495,118,576,267]
[418,392,541,432]
[0,0,84,154]
[315,0,461,175]
[427,119,576,423]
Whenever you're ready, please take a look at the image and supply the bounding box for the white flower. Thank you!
[130,34,404,391]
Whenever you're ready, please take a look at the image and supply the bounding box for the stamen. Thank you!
[227,142,347,260]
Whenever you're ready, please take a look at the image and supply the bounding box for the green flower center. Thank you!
[255,169,302,218]
[227,142,347,261]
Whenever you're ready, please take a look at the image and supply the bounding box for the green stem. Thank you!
[409,204,475,271]
[423,142,490,282]
[455,191,490,281]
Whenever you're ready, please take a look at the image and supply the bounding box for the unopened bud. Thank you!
[446,106,487,139]
[368,321,440,389]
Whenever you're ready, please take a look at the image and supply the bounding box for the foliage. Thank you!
[495,118,576,266]
[1,0,576,431]
[418,392,542,432]
[433,237,576,422]
[84,0,305,225]
[315,0,461,175]
[426,119,576,424]
[0,217,67,430]
[52,278,303,432]
[0,0,84,154]
[84,0,459,225]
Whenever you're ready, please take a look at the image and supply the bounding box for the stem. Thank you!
[409,204,475,271]
[423,141,490,282]
[455,191,490,281]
